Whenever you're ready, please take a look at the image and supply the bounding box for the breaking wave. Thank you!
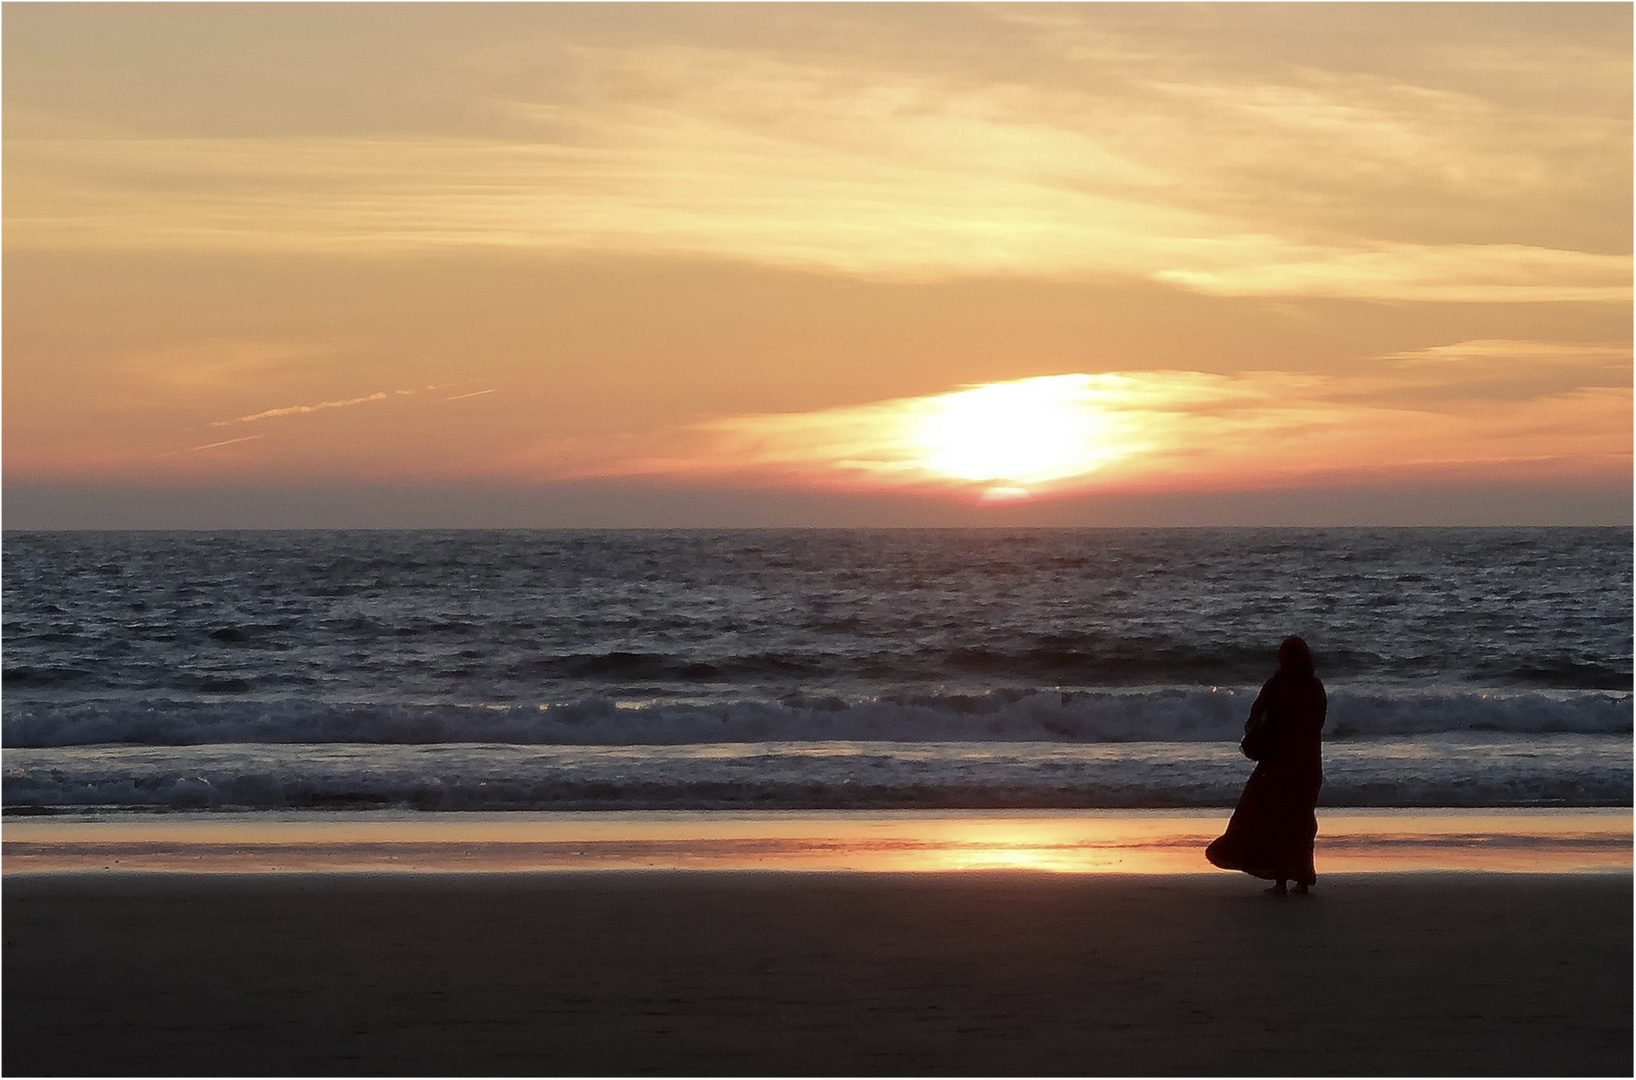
[4,736,1628,811]
[4,687,1628,748]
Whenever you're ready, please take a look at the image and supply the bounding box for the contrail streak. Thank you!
[213,392,388,426]
[188,434,265,452]
[443,389,498,402]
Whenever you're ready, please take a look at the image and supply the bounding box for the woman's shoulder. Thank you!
[1280,672,1326,705]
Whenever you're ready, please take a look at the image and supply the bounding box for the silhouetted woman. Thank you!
[1206,636,1325,894]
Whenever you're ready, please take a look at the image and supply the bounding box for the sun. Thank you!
[905,375,1122,497]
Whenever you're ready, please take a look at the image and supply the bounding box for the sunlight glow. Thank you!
[505,353,1630,506]
[906,375,1121,491]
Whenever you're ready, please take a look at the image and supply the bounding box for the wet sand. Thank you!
[6,807,1629,874]
[5,870,1629,1076]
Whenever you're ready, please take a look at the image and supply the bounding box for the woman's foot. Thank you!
[1266,880,1288,896]
[1292,882,1310,895]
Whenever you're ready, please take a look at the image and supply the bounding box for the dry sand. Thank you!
[4,870,1629,1076]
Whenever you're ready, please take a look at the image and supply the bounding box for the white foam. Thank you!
[4,735,1629,811]
[3,687,1629,748]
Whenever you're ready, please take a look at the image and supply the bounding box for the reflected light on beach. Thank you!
[6,809,1629,876]
[942,848,1063,872]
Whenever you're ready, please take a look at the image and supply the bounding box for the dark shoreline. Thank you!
[6,870,1630,1076]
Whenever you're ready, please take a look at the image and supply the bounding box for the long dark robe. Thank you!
[1206,670,1326,885]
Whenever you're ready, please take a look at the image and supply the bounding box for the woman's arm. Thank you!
[1247,674,1276,724]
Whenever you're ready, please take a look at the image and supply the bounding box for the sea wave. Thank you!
[4,687,1628,748]
[3,737,1628,811]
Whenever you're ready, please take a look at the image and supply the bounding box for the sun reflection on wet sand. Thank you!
[4,809,1628,875]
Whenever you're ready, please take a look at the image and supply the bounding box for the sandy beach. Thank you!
[5,868,1629,1076]
[7,807,1629,874]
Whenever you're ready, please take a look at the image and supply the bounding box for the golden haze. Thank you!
[3,4,1629,523]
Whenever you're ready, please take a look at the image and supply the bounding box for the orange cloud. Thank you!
[506,357,1631,501]
[7,10,1628,303]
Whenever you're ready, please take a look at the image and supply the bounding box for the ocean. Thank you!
[3,527,1630,814]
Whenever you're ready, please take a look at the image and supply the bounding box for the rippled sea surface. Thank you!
[4,528,1629,811]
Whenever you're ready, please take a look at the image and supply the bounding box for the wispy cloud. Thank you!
[6,11,1627,302]
[9,131,1624,304]
[1384,339,1630,364]
[213,392,388,426]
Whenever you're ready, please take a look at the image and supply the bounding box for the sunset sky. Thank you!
[5,2,1630,527]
